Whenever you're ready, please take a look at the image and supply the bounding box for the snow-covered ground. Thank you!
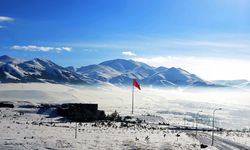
[0,83,250,149]
[215,131,250,147]
[0,107,218,150]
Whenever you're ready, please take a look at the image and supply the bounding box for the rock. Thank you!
[200,144,208,149]
[0,102,14,108]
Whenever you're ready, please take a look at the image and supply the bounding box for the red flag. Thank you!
[133,79,141,90]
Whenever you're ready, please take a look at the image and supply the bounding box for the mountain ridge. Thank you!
[0,55,244,88]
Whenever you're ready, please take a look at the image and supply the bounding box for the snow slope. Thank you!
[0,107,219,150]
[0,56,92,84]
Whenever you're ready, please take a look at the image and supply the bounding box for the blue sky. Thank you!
[1,0,250,80]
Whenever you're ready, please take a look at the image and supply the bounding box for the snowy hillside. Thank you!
[77,58,215,87]
[142,67,211,87]
[1,106,217,150]
[77,64,122,82]
[0,55,93,84]
[0,55,23,65]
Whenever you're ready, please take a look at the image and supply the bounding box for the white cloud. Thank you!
[11,45,72,52]
[61,47,71,51]
[0,16,14,22]
[122,51,136,56]
[132,56,250,81]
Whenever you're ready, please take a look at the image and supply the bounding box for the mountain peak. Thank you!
[167,67,189,74]
[100,59,134,65]
[99,59,139,72]
[99,58,153,73]
[31,58,56,66]
[66,66,75,72]
[0,55,14,61]
[33,58,51,63]
[0,55,23,64]
[155,66,168,72]
[0,55,12,59]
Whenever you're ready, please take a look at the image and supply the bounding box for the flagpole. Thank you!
[132,80,134,115]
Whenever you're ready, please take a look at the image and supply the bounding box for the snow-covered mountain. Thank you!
[0,55,221,87]
[65,66,75,72]
[212,80,250,88]
[0,56,92,84]
[77,64,122,82]
[0,55,23,65]
[141,67,211,87]
[77,59,156,83]
[77,59,214,87]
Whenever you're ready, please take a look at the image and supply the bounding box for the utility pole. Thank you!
[212,108,222,146]
[75,122,77,139]
[195,110,202,136]
[184,113,187,126]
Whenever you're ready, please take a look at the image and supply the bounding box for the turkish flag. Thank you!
[133,79,141,90]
